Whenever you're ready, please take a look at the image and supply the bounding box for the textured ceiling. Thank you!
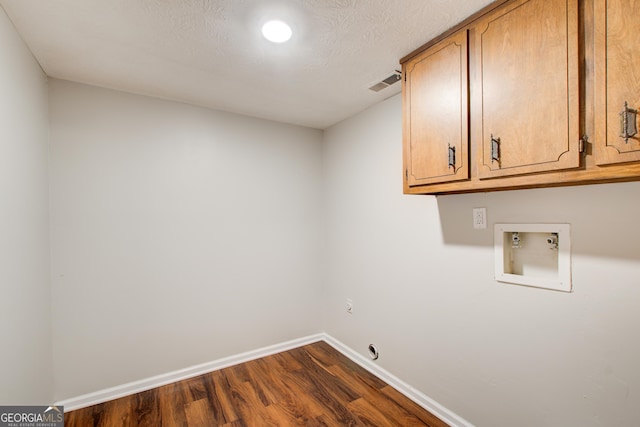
[0,0,494,129]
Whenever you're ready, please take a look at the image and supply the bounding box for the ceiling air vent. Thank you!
[368,71,402,92]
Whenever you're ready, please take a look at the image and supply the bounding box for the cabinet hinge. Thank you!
[579,135,588,154]
[405,168,408,180]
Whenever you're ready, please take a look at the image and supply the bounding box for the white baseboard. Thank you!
[56,332,472,427]
[321,334,474,427]
[55,333,324,412]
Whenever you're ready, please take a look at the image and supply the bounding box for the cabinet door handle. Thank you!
[491,134,501,164]
[620,101,638,144]
[448,144,456,169]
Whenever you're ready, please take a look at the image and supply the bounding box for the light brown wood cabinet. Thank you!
[594,0,640,165]
[403,30,469,187]
[473,0,580,179]
[402,0,640,194]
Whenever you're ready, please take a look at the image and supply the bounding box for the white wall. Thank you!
[48,80,324,401]
[323,94,640,427]
[0,6,52,404]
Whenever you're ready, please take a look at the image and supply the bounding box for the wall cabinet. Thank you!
[473,0,580,179]
[594,0,640,165]
[402,0,640,194]
[403,30,469,187]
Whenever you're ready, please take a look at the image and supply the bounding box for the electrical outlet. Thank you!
[346,299,353,314]
[473,207,487,229]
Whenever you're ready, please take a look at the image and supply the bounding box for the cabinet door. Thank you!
[474,0,580,179]
[594,0,640,165]
[403,30,469,187]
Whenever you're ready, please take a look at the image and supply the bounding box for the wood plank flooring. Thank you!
[65,341,449,426]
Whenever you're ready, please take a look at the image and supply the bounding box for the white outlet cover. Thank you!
[346,299,353,314]
[473,207,487,229]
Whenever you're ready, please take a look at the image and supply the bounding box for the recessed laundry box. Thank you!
[494,223,571,292]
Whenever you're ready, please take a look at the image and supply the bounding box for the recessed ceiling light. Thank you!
[262,20,292,43]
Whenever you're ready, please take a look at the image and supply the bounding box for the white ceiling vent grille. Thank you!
[368,71,402,92]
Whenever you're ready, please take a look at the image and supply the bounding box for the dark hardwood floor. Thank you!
[65,341,449,426]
